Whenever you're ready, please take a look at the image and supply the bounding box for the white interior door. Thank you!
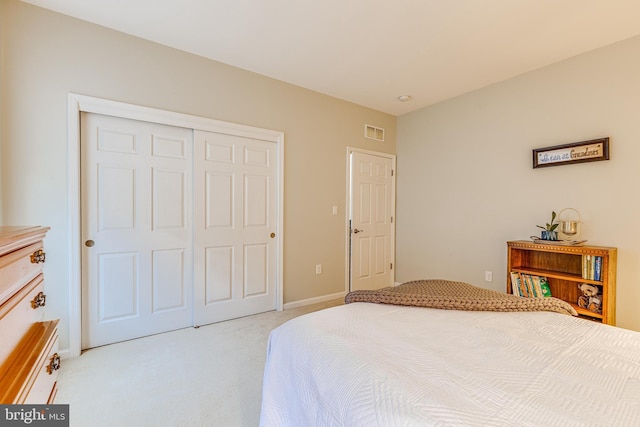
[193,130,278,326]
[349,150,395,291]
[81,113,193,348]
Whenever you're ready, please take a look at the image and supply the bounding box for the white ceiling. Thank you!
[22,0,640,115]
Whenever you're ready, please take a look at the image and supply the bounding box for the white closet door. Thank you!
[193,130,277,325]
[81,113,193,349]
[350,151,394,291]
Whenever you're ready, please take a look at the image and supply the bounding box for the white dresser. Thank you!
[0,226,59,404]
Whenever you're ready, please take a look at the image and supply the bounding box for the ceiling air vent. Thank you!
[364,124,384,142]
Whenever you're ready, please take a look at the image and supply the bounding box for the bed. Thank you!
[259,280,640,426]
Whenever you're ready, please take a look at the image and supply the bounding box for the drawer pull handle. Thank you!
[31,292,47,309]
[47,353,61,374]
[30,249,46,264]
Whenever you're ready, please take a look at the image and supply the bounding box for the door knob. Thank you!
[353,229,363,234]
[85,240,95,247]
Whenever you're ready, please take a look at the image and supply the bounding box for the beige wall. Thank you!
[397,34,640,331]
[0,0,396,352]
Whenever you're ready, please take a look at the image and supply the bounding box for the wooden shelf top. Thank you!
[508,240,617,254]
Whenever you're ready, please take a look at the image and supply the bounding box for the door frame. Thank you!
[344,147,396,293]
[67,93,284,358]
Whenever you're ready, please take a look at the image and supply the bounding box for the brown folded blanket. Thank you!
[345,279,578,316]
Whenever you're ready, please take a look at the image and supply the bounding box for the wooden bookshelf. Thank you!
[507,240,617,325]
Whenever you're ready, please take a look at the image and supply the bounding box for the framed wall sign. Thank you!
[532,137,610,169]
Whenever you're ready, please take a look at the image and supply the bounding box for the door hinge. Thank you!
[391,170,394,177]
[391,216,393,223]
[390,263,393,270]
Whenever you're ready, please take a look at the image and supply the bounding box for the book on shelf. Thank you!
[520,277,529,297]
[510,272,522,296]
[517,273,529,297]
[531,276,543,297]
[583,255,590,279]
[594,256,602,281]
[526,274,537,297]
[517,273,528,297]
[509,272,552,298]
[581,255,602,281]
[538,276,552,297]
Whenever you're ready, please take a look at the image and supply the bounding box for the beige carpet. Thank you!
[56,298,344,427]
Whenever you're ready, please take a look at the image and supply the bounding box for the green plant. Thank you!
[537,211,559,232]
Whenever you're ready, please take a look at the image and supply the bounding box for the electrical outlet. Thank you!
[316,264,322,275]
[485,271,493,282]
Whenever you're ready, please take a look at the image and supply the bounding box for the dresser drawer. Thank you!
[0,242,45,306]
[0,320,59,404]
[0,274,46,367]
[24,325,59,404]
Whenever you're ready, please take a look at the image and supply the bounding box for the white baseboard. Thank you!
[284,291,346,310]
[394,281,402,286]
[57,348,71,360]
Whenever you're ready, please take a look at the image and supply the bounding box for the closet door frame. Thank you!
[67,93,284,358]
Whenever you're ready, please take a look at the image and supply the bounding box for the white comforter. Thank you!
[260,302,640,427]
